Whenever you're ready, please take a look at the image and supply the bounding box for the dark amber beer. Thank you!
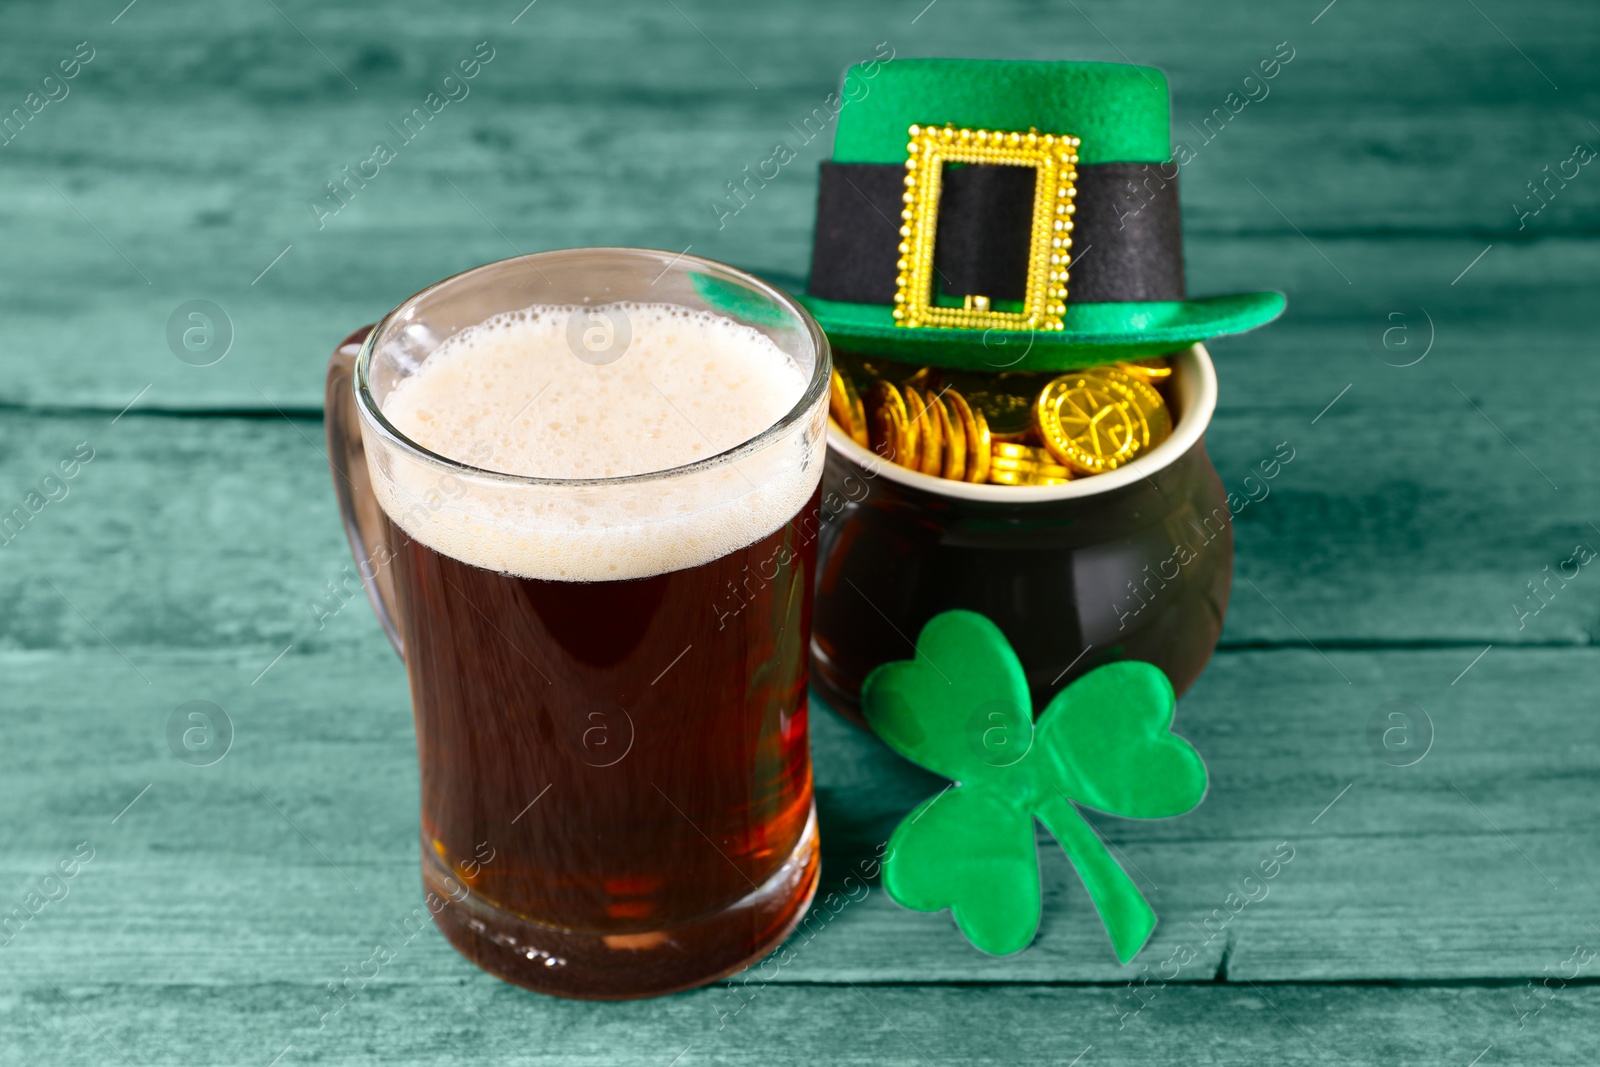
[326,251,831,999]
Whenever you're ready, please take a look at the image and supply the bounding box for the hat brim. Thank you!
[795,291,1285,369]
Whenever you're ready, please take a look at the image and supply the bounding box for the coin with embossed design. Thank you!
[1081,366,1171,450]
[1034,374,1146,474]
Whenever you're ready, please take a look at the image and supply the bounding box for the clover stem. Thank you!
[1035,792,1156,964]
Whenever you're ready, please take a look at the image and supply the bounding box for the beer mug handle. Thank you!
[325,326,405,659]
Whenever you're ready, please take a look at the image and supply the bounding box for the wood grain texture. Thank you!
[3,0,1597,1059]
[5,979,1593,1067]
[1,644,1594,986]
[9,231,1591,411]
[0,0,1594,406]
[1,397,1593,652]
[3,979,1587,1067]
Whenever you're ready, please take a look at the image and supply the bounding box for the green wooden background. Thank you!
[2,0,1597,1063]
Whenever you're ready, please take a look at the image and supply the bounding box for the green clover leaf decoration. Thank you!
[862,610,1208,961]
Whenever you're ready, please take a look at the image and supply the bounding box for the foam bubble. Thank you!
[366,302,824,582]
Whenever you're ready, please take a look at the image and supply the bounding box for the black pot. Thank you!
[810,345,1233,727]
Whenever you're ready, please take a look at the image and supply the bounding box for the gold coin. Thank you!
[864,395,899,464]
[829,366,869,447]
[842,356,1175,486]
[987,467,1073,486]
[844,369,869,447]
[1082,366,1172,449]
[991,442,1055,462]
[989,455,1071,475]
[867,381,913,466]
[849,388,869,446]
[838,354,1179,486]
[988,460,1071,481]
[943,389,990,484]
[988,442,1069,477]
[945,371,1046,440]
[900,387,926,471]
[1034,373,1148,474]
[1116,357,1173,382]
[933,393,966,482]
[899,385,923,471]
[829,367,849,429]
[904,386,943,475]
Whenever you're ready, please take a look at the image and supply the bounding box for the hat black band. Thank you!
[807,161,1186,308]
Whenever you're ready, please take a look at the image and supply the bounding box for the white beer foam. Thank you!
[367,302,822,582]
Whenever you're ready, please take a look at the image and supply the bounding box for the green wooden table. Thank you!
[3,0,1597,1062]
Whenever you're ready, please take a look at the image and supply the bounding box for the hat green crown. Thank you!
[798,58,1284,369]
[833,59,1172,166]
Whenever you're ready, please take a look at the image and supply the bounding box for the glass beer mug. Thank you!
[324,249,829,999]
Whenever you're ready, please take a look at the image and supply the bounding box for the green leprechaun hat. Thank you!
[799,59,1285,370]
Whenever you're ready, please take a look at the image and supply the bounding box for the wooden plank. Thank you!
[0,212,1590,410]
[3,0,1593,239]
[21,231,1591,410]
[2,364,1594,652]
[2,224,1592,411]
[2,978,1592,1066]
[2,0,1590,1059]
[0,0,1593,407]
[2,644,1594,985]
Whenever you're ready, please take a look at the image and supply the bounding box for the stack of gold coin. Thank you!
[829,352,1174,487]
[987,442,1071,485]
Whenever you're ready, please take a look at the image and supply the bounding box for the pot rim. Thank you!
[825,343,1216,503]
